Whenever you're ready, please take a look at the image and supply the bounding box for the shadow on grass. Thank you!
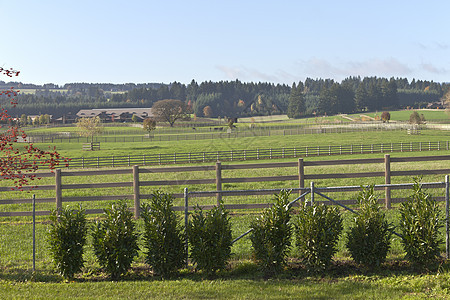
[2,258,449,284]
[0,268,62,283]
[127,146,162,151]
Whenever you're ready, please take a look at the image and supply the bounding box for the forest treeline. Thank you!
[2,76,447,119]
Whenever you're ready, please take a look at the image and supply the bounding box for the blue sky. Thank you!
[2,0,450,85]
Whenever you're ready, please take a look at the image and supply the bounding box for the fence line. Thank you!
[1,154,449,217]
[23,123,416,144]
[58,140,449,168]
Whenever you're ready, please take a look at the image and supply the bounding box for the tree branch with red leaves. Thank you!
[0,67,68,190]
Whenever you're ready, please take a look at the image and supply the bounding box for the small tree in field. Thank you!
[380,111,390,123]
[442,89,450,116]
[203,105,213,117]
[143,117,156,137]
[0,67,66,190]
[76,116,103,143]
[409,111,425,125]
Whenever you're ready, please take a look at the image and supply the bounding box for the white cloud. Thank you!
[296,57,413,80]
[434,42,448,50]
[420,63,448,74]
[216,65,281,82]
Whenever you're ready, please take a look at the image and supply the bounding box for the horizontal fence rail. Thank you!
[1,154,449,217]
[22,122,424,144]
[50,141,450,168]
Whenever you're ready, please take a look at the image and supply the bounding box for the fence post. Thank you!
[384,154,391,209]
[32,194,36,273]
[446,175,449,259]
[55,169,62,213]
[216,161,222,205]
[133,165,140,219]
[310,181,314,206]
[298,158,305,202]
[184,187,189,267]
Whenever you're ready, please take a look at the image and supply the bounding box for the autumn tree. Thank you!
[151,99,190,127]
[20,114,27,126]
[76,116,103,143]
[143,117,156,137]
[203,105,213,117]
[409,111,425,125]
[381,111,390,123]
[442,89,450,116]
[0,67,66,190]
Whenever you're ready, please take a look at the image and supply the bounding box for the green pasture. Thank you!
[17,89,69,94]
[350,109,449,122]
[1,126,449,216]
[1,118,450,298]
[24,128,450,158]
[234,110,448,125]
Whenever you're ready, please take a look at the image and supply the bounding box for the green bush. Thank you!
[92,201,139,280]
[141,191,185,277]
[294,202,343,273]
[346,185,392,267]
[47,205,88,279]
[399,179,443,267]
[188,202,232,276]
[250,190,293,276]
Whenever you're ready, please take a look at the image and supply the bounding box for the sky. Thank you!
[2,0,450,86]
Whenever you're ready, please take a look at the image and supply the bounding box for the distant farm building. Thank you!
[75,108,153,122]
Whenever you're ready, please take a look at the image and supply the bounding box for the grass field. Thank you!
[1,202,450,298]
[1,116,450,298]
[26,128,450,158]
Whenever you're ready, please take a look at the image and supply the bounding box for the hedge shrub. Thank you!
[188,202,232,276]
[399,179,443,267]
[92,201,139,280]
[346,185,392,267]
[295,202,342,273]
[250,190,293,276]
[141,191,185,277]
[48,205,88,279]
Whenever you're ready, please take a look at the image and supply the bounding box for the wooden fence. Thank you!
[1,154,449,217]
[24,123,412,144]
[61,140,449,168]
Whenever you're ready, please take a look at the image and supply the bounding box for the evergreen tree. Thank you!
[381,78,398,108]
[366,81,383,111]
[287,82,305,118]
[355,83,369,111]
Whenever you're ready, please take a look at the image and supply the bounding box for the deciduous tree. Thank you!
[0,67,66,190]
[203,105,213,117]
[381,111,390,123]
[143,117,156,137]
[151,99,190,127]
[442,89,450,115]
[76,116,103,142]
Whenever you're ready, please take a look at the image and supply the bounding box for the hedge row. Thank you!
[47,179,443,279]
